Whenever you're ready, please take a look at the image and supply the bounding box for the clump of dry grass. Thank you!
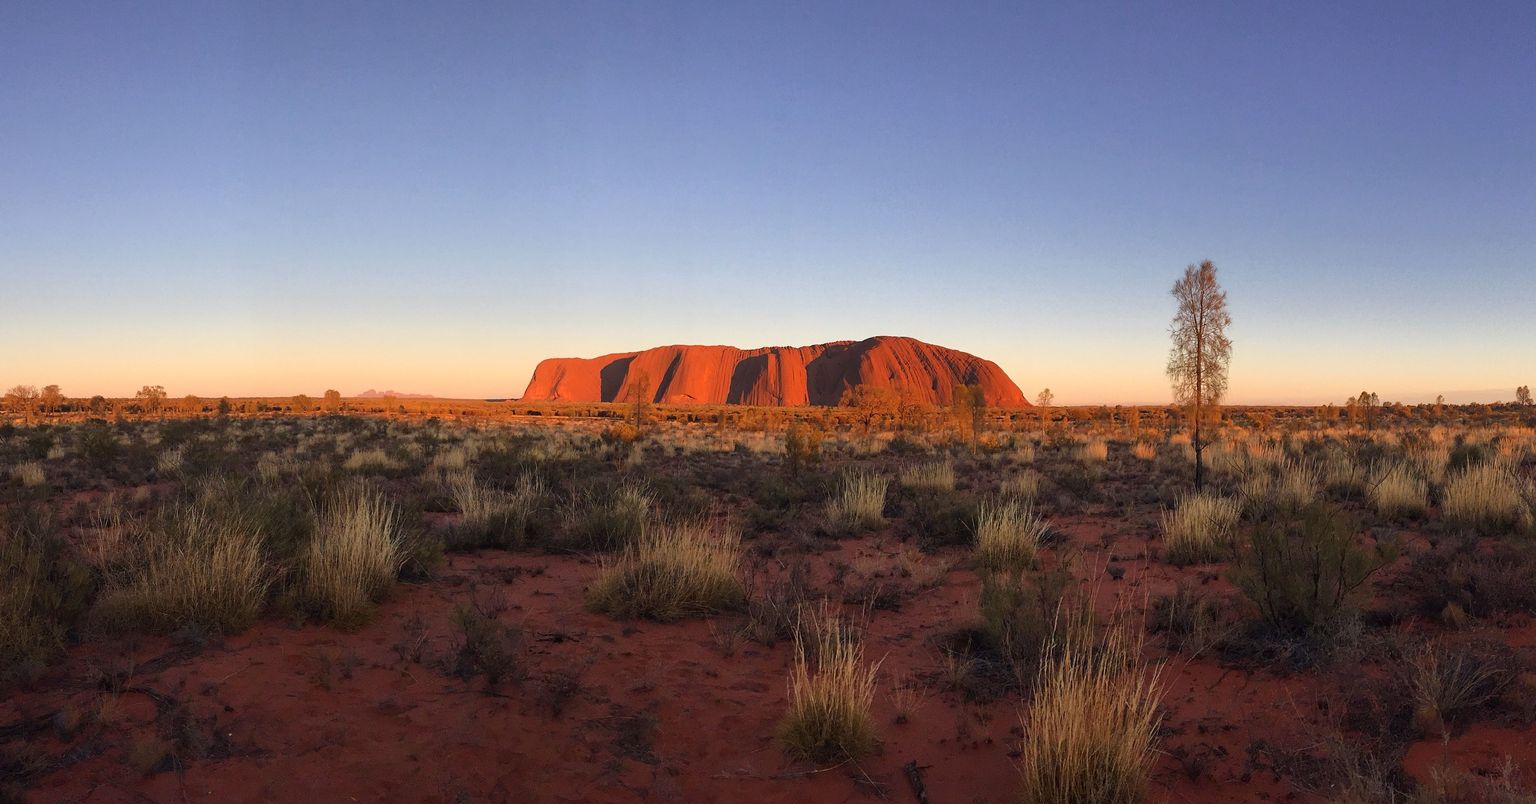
[565,482,649,551]
[1074,437,1108,464]
[342,448,400,472]
[1319,447,1365,496]
[446,469,546,548]
[899,460,955,491]
[97,504,270,634]
[780,608,881,762]
[1367,462,1428,520]
[1130,442,1157,462]
[2,513,95,684]
[1017,620,1162,804]
[1407,642,1508,737]
[155,446,185,477]
[1003,470,1042,502]
[1241,459,1319,513]
[11,462,45,488]
[587,521,745,621]
[298,485,402,627]
[1442,459,1533,535]
[975,498,1050,573]
[825,471,889,532]
[1161,493,1241,565]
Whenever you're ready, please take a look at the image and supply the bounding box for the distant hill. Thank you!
[519,335,1028,407]
[354,389,437,399]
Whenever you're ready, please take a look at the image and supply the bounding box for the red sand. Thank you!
[4,520,1376,803]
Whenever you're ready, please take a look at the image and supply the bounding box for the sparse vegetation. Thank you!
[587,521,745,620]
[825,470,888,532]
[1160,492,1241,565]
[298,484,402,627]
[1228,503,1395,637]
[1017,618,1162,804]
[974,498,1049,572]
[779,608,880,763]
[96,502,270,635]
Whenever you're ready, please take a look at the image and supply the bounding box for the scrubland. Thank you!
[2,403,1536,802]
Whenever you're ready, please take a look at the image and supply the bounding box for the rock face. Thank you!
[519,336,1029,408]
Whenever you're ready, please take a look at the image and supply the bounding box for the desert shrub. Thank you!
[779,609,880,762]
[1160,492,1241,565]
[1018,620,1162,804]
[977,565,1076,687]
[1395,538,1536,621]
[1366,462,1428,520]
[1130,442,1158,462]
[453,603,523,687]
[899,460,955,491]
[77,420,120,474]
[742,563,814,646]
[1228,503,1395,637]
[824,470,888,533]
[297,484,402,628]
[587,522,745,621]
[783,422,822,475]
[1406,641,1510,737]
[0,510,96,685]
[1052,463,1099,502]
[564,482,649,551]
[1148,584,1228,656]
[96,503,271,635]
[974,498,1050,573]
[1442,459,1533,535]
[899,485,979,551]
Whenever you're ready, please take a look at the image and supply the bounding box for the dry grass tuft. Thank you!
[1074,437,1109,464]
[587,521,745,621]
[975,498,1049,573]
[1161,493,1241,565]
[825,471,889,532]
[1442,459,1533,535]
[97,504,270,634]
[899,460,955,491]
[780,607,880,762]
[1367,462,1427,520]
[11,462,45,488]
[1018,619,1162,804]
[1002,470,1043,502]
[298,485,402,627]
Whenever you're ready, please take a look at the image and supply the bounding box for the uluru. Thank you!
[519,335,1029,408]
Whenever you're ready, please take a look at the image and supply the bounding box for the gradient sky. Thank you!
[2,2,1533,404]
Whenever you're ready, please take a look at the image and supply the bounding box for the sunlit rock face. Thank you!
[520,336,1029,407]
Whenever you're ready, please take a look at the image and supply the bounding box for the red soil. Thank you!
[519,336,1030,408]
[7,520,1373,803]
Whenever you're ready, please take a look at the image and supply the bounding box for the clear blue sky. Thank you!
[2,1,1532,404]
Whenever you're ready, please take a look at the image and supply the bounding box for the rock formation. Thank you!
[519,336,1028,408]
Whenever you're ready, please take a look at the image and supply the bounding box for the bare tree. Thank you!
[1518,385,1532,406]
[1167,260,1233,491]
